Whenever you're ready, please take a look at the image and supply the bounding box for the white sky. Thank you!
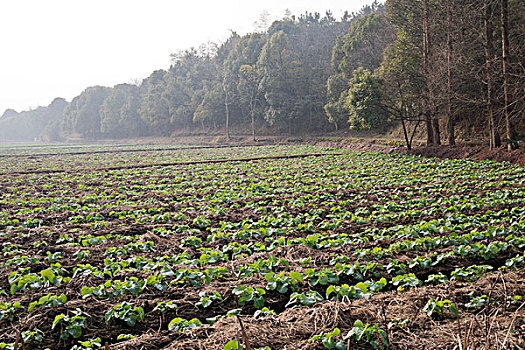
[0,0,374,114]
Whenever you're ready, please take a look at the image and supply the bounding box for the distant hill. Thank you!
[0,98,67,142]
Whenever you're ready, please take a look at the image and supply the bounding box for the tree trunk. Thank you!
[401,118,411,150]
[432,118,441,145]
[485,0,500,149]
[423,0,435,146]
[500,0,514,150]
[250,101,256,142]
[224,93,230,141]
[446,0,455,146]
[425,112,433,146]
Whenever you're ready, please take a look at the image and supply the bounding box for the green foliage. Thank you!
[451,265,493,282]
[153,301,178,313]
[286,291,324,307]
[1,144,524,349]
[62,86,111,138]
[0,301,23,322]
[71,337,102,350]
[139,70,170,135]
[326,279,387,301]
[223,340,240,350]
[326,12,394,130]
[309,328,346,349]
[0,98,67,142]
[22,328,45,344]
[254,307,276,318]
[117,334,135,340]
[345,68,389,130]
[425,272,449,285]
[258,30,305,131]
[264,271,302,294]
[168,317,202,332]
[391,273,422,291]
[465,294,489,310]
[196,291,223,308]
[105,302,145,327]
[423,298,458,319]
[28,293,67,312]
[0,328,45,349]
[52,309,89,340]
[181,235,202,247]
[232,285,266,309]
[346,319,389,349]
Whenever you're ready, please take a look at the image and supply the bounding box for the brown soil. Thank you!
[312,140,525,166]
[403,145,525,166]
[112,271,525,350]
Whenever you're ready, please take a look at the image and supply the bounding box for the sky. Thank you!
[0,0,374,115]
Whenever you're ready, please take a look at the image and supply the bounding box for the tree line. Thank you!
[1,0,523,148]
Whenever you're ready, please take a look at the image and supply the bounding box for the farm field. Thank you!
[0,144,333,173]
[0,144,524,350]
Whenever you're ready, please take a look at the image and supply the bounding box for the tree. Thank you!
[223,33,267,141]
[485,0,500,149]
[238,64,263,141]
[324,74,349,130]
[220,34,242,140]
[344,68,389,130]
[1,109,18,119]
[139,70,170,135]
[500,0,515,149]
[62,86,111,138]
[101,84,146,138]
[386,0,443,146]
[258,30,305,133]
[325,10,395,130]
[445,0,455,145]
[379,37,425,150]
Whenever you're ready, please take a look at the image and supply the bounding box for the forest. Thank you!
[0,0,523,150]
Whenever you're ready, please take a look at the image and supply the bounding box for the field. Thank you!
[0,144,524,350]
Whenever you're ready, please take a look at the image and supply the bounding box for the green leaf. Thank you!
[277,284,288,294]
[28,301,37,312]
[264,272,275,282]
[335,340,347,350]
[226,309,242,317]
[355,282,368,293]
[254,296,265,309]
[68,327,82,338]
[58,294,67,303]
[52,314,65,328]
[40,269,56,282]
[289,271,303,282]
[223,340,239,350]
[326,285,336,298]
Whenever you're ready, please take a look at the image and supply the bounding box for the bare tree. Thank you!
[485,0,500,149]
[446,0,455,145]
[500,0,515,150]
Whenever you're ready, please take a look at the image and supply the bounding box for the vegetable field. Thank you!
[0,145,524,350]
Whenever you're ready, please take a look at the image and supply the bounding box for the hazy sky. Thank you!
[0,0,373,114]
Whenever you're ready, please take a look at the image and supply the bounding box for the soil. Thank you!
[313,141,525,166]
[403,145,525,166]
